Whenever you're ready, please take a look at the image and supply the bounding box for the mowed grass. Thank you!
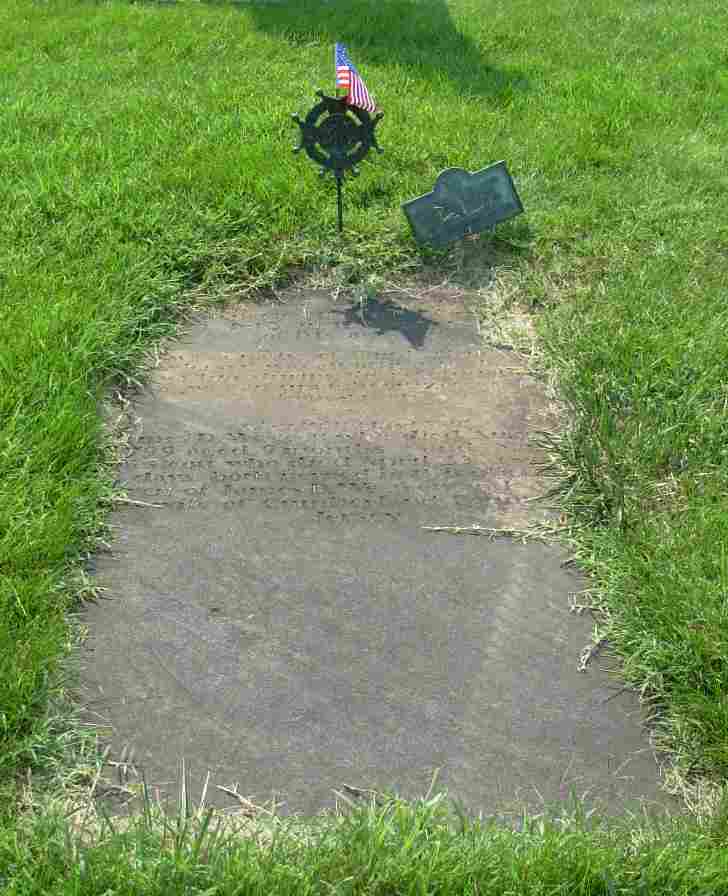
[1,0,728,888]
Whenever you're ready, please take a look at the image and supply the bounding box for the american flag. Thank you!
[335,43,378,114]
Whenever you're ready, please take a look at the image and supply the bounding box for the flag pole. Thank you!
[335,45,346,233]
[336,176,343,233]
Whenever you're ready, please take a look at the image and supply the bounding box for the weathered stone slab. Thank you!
[75,288,677,825]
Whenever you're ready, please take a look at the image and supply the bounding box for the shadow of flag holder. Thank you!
[401,163,524,248]
[292,91,384,234]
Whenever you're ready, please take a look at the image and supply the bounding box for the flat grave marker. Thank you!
[75,287,678,827]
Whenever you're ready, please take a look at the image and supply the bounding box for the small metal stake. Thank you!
[336,174,343,233]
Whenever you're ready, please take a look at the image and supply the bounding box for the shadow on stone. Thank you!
[336,296,437,349]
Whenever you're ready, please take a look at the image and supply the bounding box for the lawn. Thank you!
[1,0,728,890]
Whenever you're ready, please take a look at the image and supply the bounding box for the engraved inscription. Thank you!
[118,294,553,527]
[122,429,537,519]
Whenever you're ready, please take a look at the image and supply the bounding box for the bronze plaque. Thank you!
[402,162,523,247]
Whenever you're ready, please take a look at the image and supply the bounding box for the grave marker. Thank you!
[292,91,383,234]
[76,289,676,826]
[402,162,523,248]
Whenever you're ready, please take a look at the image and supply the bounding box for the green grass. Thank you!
[1,0,728,888]
[3,774,728,895]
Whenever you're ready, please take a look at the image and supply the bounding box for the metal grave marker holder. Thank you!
[401,162,523,248]
[292,91,384,234]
